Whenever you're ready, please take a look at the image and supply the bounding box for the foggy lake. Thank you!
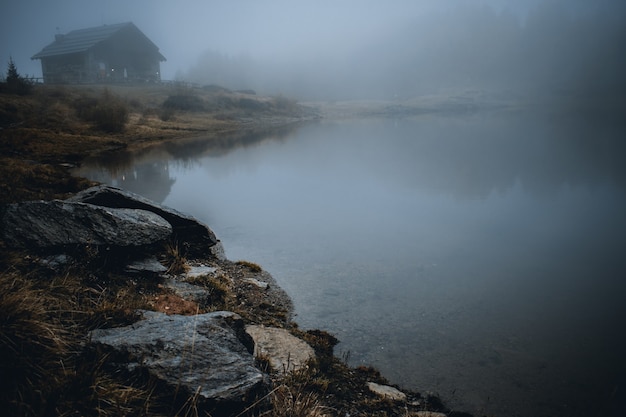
[75,108,626,417]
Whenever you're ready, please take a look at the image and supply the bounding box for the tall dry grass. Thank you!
[0,271,70,415]
[0,263,159,416]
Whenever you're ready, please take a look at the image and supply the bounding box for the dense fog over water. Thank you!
[2,1,626,103]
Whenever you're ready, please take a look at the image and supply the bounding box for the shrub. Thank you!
[75,88,128,132]
[159,107,175,121]
[162,93,205,111]
[127,97,143,111]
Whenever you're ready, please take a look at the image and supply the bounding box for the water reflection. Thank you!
[76,109,626,417]
[75,123,303,202]
[77,111,626,203]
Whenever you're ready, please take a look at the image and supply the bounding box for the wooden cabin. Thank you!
[31,22,166,84]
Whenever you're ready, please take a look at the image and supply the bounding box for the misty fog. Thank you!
[183,2,626,103]
[2,1,625,105]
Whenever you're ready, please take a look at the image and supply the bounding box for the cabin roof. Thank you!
[31,22,166,61]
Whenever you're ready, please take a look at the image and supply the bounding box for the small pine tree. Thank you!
[3,57,32,95]
[6,57,19,84]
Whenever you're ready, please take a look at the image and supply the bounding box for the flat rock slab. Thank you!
[0,200,172,249]
[245,325,314,373]
[162,277,211,304]
[90,311,267,409]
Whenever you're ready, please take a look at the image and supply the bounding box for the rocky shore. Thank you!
[0,84,473,416]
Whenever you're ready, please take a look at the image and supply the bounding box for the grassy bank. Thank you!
[0,83,311,203]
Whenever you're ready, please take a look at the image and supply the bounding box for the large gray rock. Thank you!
[0,200,172,249]
[90,311,268,412]
[68,185,218,256]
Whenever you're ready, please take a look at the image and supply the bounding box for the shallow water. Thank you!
[76,109,626,417]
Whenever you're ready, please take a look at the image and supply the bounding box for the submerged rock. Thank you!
[67,185,218,255]
[90,310,267,412]
[0,200,172,249]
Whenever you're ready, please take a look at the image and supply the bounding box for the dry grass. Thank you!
[236,260,263,273]
[0,157,95,203]
[0,266,145,416]
[0,246,447,416]
[74,87,129,133]
[149,292,200,316]
[0,257,198,416]
[0,244,303,415]
[0,83,311,203]
[184,272,233,311]
[0,271,71,415]
[162,241,190,275]
[264,384,332,417]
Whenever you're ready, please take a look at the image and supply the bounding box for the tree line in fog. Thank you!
[181,2,626,102]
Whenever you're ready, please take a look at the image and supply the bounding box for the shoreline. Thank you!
[0,84,471,416]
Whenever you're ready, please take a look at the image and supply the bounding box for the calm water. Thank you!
[76,109,626,417]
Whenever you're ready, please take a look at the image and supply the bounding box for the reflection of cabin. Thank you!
[31,22,166,84]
